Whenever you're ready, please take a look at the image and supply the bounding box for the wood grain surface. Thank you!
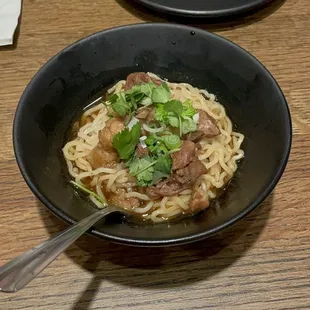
[1,0,310,309]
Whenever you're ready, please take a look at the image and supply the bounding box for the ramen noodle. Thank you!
[63,72,244,223]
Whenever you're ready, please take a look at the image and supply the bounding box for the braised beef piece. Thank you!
[109,189,140,209]
[171,140,196,170]
[136,144,149,158]
[185,109,220,142]
[147,138,207,199]
[146,159,207,199]
[146,178,188,199]
[185,131,204,143]
[197,109,220,137]
[196,142,203,151]
[88,117,125,169]
[173,160,207,185]
[189,187,210,212]
[124,72,161,90]
[99,117,125,151]
[136,106,155,121]
[87,145,118,169]
[136,108,150,120]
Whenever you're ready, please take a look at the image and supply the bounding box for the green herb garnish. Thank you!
[152,155,172,184]
[110,93,131,117]
[159,134,181,150]
[112,122,141,160]
[164,100,183,116]
[107,82,198,187]
[182,99,196,118]
[151,83,171,103]
[128,155,156,187]
[182,117,197,134]
[127,149,176,187]
[70,181,107,205]
[154,99,197,136]
[108,82,171,117]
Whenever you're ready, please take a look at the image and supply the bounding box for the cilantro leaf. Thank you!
[154,155,172,174]
[111,93,131,116]
[154,99,197,136]
[153,143,169,157]
[127,82,155,97]
[152,155,172,184]
[182,99,196,118]
[162,82,170,92]
[112,122,141,160]
[129,94,138,110]
[152,171,169,184]
[126,138,173,186]
[151,84,171,103]
[145,134,170,156]
[154,104,167,122]
[154,100,184,128]
[182,117,197,134]
[108,93,119,103]
[70,181,107,205]
[139,83,156,97]
[140,97,152,106]
[167,114,179,128]
[109,82,172,117]
[165,100,183,116]
[128,154,172,186]
[154,102,180,128]
[128,155,155,187]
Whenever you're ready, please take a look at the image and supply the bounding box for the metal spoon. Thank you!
[0,206,123,293]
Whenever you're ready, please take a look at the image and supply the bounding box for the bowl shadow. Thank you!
[116,0,286,31]
[37,193,273,309]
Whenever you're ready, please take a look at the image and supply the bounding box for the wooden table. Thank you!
[1,0,309,309]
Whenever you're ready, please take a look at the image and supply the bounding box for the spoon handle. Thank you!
[0,207,116,293]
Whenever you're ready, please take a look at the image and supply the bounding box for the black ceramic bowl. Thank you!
[13,23,292,246]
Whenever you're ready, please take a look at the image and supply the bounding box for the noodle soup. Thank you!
[63,72,244,223]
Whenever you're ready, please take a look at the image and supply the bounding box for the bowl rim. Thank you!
[133,0,275,18]
[13,23,292,247]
